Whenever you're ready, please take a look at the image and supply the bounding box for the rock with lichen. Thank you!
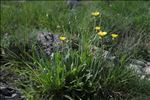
[37,32,66,55]
[0,82,26,100]
[129,59,150,79]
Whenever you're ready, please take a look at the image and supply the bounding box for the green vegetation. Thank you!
[1,1,150,100]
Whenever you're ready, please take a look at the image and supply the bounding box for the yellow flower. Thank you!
[59,36,66,41]
[95,26,101,31]
[91,11,100,16]
[111,33,118,39]
[98,31,107,37]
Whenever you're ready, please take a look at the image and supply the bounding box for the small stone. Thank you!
[102,50,116,60]
[140,75,145,79]
[142,67,150,75]
[129,64,143,75]
[147,62,150,66]
[130,59,146,67]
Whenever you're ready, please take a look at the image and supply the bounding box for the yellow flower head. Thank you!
[95,26,101,31]
[91,11,100,16]
[111,33,118,39]
[98,31,107,37]
[59,36,66,41]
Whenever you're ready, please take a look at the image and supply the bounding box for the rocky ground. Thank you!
[0,67,26,100]
[0,32,149,100]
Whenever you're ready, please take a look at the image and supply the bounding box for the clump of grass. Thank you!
[2,41,149,99]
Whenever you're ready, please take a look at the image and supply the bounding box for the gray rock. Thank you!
[67,0,79,9]
[89,45,115,60]
[129,60,150,78]
[102,50,116,60]
[130,59,146,67]
[129,64,143,75]
[146,62,150,66]
[37,32,64,55]
[0,82,26,100]
[142,67,150,75]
